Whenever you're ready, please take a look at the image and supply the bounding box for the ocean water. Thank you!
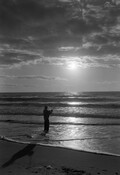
[0,91,120,156]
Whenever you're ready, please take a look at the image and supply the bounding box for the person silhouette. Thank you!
[43,106,53,133]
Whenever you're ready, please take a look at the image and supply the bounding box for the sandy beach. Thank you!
[0,139,120,175]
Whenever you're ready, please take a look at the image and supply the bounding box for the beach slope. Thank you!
[0,139,120,175]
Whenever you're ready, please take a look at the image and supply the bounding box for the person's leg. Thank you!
[44,121,47,132]
[46,120,49,133]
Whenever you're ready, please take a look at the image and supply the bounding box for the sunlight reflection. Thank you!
[68,102,82,105]
[62,125,79,139]
[66,117,84,123]
[66,106,80,113]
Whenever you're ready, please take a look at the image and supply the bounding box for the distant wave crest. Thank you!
[0,119,120,126]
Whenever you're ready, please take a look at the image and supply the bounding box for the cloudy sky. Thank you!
[0,0,120,92]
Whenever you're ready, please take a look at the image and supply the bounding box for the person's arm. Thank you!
[49,110,53,115]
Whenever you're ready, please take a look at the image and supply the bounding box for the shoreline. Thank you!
[0,138,120,175]
[0,135,120,158]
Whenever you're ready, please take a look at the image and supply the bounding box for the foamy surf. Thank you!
[0,135,120,158]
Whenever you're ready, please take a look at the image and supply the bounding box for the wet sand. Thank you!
[0,139,120,175]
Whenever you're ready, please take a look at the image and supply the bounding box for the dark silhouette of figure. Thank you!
[1,144,36,168]
[43,106,53,133]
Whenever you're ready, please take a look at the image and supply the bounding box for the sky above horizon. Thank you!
[0,0,120,92]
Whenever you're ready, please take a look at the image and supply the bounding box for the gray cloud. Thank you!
[0,75,67,81]
[0,83,40,88]
[0,83,17,87]
[96,80,120,84]
[0,0,120,68]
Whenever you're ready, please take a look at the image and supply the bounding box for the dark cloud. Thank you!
[0,0,120,68]
[0,0,67,36]
[89,35,109,45]
[66,18,101,35]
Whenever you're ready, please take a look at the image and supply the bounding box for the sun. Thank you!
[68,62,77,70]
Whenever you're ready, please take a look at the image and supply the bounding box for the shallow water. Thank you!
[0,92,120,156]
